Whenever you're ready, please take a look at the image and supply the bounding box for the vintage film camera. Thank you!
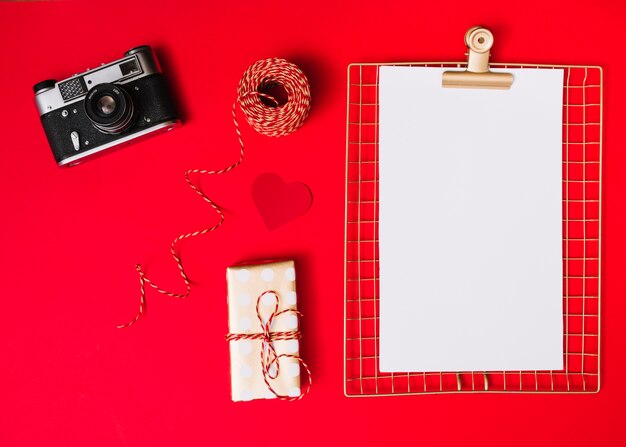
[34,45,180,166]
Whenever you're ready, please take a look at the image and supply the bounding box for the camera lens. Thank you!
[97,95,117,115]
[84,83,135,134]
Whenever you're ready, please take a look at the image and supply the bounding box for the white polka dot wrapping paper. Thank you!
[226,260,307,401]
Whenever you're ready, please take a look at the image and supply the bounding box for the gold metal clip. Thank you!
[442,26,513,90]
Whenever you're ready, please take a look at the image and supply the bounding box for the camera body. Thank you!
[34,46,180,167]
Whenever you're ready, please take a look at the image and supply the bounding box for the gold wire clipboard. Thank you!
[343,28,603,396]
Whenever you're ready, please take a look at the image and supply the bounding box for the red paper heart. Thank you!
[252,173,313,230]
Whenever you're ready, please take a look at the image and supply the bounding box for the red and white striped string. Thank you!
[226,290,312,400]
[118,58,311,329]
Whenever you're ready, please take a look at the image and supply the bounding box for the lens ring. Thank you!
[84,83,135,134]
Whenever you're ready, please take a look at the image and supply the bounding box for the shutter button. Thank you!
[70,131,80,151]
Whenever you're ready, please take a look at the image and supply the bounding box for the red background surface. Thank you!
[1,0,624,445]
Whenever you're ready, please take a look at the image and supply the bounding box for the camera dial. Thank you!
[125,45,152,57]
[84,83,136,134]
[33,79,57,95]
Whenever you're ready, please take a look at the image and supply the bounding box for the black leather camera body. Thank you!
[34,46,180,167]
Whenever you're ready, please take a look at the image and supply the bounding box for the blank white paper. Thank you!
[378,67,564,372]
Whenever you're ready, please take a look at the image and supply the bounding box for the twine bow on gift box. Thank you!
[226,290,312,401]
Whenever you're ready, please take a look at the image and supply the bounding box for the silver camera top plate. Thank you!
[34,48,160,116]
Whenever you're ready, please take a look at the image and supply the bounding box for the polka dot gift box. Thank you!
[226,260,310,402]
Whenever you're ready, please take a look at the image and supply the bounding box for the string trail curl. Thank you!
[118,58,311,328]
